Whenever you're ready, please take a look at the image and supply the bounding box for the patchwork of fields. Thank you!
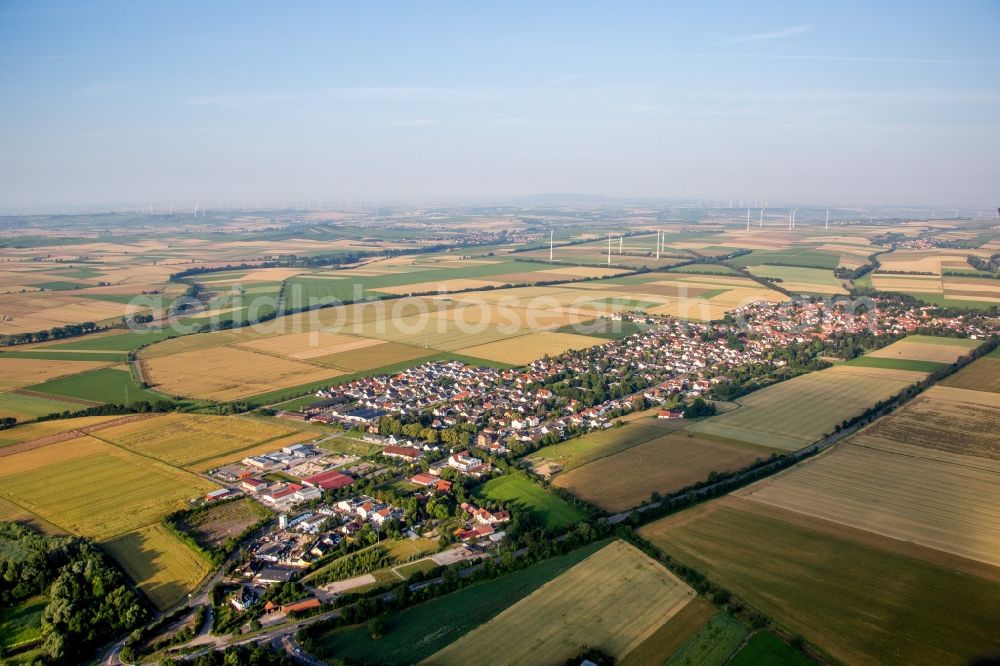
[0,412,318,610]
[426,540,697,665]
[640,376,1000,664]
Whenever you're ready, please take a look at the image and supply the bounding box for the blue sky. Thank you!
[1,1,998,210]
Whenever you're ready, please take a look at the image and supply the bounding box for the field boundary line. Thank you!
[0,493,74,535]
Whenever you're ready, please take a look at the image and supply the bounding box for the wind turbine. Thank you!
[655,229,661,259]
[619,235,623,254]
[607,233,612,266]
[788,210,793,230]
[746,207,751,232]
[759,207,765,228]
[549,230,554,261]
[825,209,830,230]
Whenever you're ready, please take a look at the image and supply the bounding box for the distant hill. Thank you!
[514,193,618,206]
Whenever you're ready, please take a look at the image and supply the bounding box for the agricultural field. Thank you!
[690,365,928,450]
[317,540,609,663]
[553,431,766,512]
[102,523,211,610]
[661,611,749,666]
[745,265,847,295]
[427,540,696,665]
[0,434,215,539]
[93,413,312,467]
[0,356,107,392]
[940,351,1000,394]
[472,475,585,529]
[729,632,816,666]
[736,440,1000,567]
[526,421,674,475]
[456,331,606,365]
[0,391,84,422]
[639,497,1000,665]
[143,345,345,401]
[23,364,165,405]
[865,334,981,364]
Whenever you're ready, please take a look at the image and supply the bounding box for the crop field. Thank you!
[853,385,1000,461]
[102,523,211,611]
[93,413,306,466]
[639,498,1000,665]
[0,391,83,421]
[940,355,1000,393]
[745,265,847,294]
[25,365,165,405]
[0,357,107,391]
[526,422,673,475]
[235,330,384,359]
[554,432,766,512]
[660,611,748,666]
[176,498,270,550]
[318,540,609,664]
[877,249,974,274]
[144,345,344,401]
[0,497,66,535]
[941,275,1000,302]
[456,331,606,365]
[318,436,381,456]
[619,598,718,666]
[0,435,216,539]
[427,540,696,665]
[473,475,585,529]
[0,413,136,449]
[726,247,840,269]
[311,341,434,371]
[690,365,927,450]
[729,632,815,666]
[866,335,981,364]
[736,440,1000,567]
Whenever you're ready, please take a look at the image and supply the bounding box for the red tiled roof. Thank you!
[302,470,354,490]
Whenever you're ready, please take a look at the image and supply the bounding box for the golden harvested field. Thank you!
[456,331,606,365]
[853,385,1000,461]
[311,342,433,372]
[93,413,305,466]
[690,365,926,450]
[870,274,942,294]
[639,498,1000,666]
[0,414,131,447]
[737,441,1000,567]
[877,250,971,274]
[235,330,384,359]
[527,421,675,474]
[0,497,67,535]
[354,313,520,350]
[555,432,764,512]
[0,435,216,539]
[144,345,343,401]
[940,356,1000,394]
[102,523,211,611]
[425,540,695,666]
[0,357,107,390]
[868,339,979,364]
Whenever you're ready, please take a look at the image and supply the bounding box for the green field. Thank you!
[317,540,608,664]
[393,558,439,579]
[0,392,84,421]
[727,249,839,269]
[553,318,650,340]
[842,356,947,373]
[664,611,748,666]
[746,265,842,286]
[25,366,166,405]
[902,334,983,347]
[317,436,381,457]
[39,328,183,352]
[472,475,585,529]
[728,632,816,666]
[0,596,46,652]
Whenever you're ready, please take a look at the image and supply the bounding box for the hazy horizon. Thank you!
[2,1,999,210]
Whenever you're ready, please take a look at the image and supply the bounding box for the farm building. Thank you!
[382,445,422,461]
[658,409,686,419]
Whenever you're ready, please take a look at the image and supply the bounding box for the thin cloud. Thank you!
[682,52,1000,66]
[723,24,812,43]
[0,54,79,61]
